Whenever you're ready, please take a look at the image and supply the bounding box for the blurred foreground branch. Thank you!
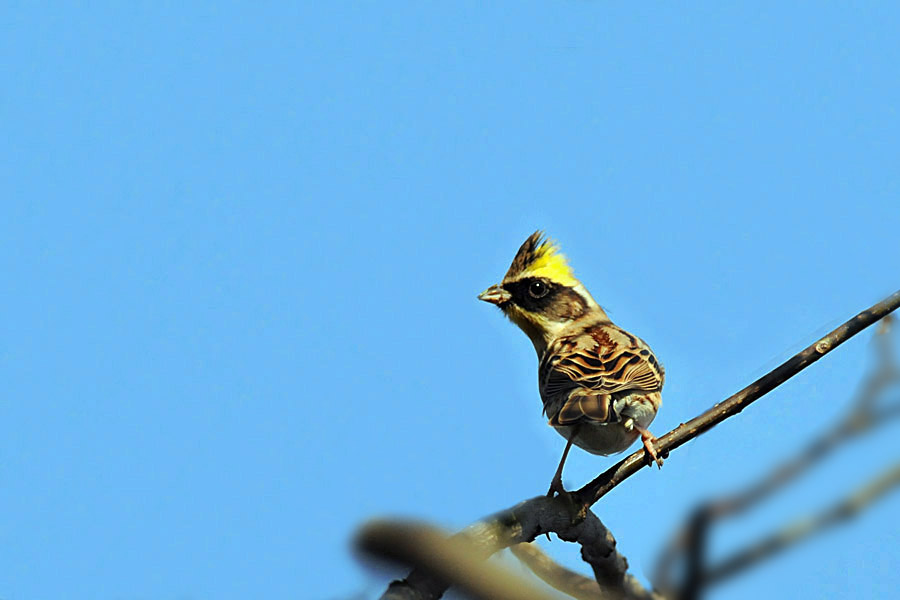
[509,542,664,600]
[359,495,655,600]
[705,461,900,586]
[357,520,555,600]
[509,543,603,600]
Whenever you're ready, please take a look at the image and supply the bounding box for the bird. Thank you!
[478,231,665,496]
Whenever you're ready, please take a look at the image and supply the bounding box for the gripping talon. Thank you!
[634,424,663,468]
[547,473,567,497]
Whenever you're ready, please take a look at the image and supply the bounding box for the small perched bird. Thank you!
[479,232,665,496]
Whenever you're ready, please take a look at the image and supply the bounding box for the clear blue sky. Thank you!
[2,3,899,600]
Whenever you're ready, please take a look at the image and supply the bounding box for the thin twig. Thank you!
[653,317,900,597]
[575,290,900,507]
[710,317,898,518]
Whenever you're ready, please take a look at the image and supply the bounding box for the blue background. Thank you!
[3,3,899,599]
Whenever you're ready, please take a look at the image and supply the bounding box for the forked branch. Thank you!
[358,495,651,600]
[363,289,900,600]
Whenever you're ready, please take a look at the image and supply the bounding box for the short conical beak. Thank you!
[478,284,511,306]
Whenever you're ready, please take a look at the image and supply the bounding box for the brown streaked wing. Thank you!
[541,325,663,403]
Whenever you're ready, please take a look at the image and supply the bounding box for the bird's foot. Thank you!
[544,476,568,540]
[545,485,588,536]
[634,425,664,469]
[547,473,566,498]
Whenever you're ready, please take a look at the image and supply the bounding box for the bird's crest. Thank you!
[505,231,577,287]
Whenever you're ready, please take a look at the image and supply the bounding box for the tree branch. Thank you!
[703,462,900,586]
[510,542,664,600]
[364,289,900,600]
[509,543,604,600]
[653,316,900,597]
[358,520,556,600]
[575,289,900,507]
[358,495,654,600]
[707,316,898,519]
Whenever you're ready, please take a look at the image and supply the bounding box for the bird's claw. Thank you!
[635,425,664,469]
[547,474,566,498]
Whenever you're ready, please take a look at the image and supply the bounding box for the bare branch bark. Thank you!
[575,290,900,507]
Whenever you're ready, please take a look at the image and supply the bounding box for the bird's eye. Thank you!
[528,280,549,298]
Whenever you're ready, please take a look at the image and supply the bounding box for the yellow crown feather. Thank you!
[506,232,578,287]
[527,238,577,286]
